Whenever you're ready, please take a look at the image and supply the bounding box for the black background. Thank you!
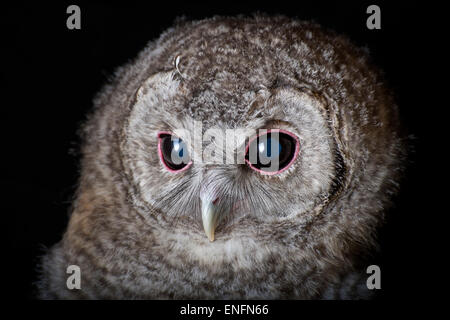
[2,1,439,303]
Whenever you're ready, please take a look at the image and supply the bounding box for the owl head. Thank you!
[80,16,404,278]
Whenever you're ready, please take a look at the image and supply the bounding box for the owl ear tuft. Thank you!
[173,55,187,80]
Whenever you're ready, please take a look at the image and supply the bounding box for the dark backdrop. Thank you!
[2,1,435,301]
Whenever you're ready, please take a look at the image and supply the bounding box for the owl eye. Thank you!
[245,130,299,175]
[157,132,192,172]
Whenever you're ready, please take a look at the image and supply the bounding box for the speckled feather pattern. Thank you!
[39,16,405,299]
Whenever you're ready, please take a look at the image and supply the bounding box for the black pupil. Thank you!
[160,135,189,171]
[245,132,297,172]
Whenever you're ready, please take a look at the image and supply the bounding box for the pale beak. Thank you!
[201,198,220,242]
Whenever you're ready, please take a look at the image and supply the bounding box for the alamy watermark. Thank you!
[66,5,381,31]
[66,5,81,30]
[65,264,381,291]
[366,265,381,290]
[66,264,81,290]
[156,120,300,175]
[366,5,381,30]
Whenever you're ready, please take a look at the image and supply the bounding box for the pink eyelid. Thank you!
[244,129,300,176]
[157,131,192,173]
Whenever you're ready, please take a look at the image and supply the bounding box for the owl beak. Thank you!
[201,198,220,242]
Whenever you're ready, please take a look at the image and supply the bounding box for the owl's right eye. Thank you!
[157,132,192,172]
[244,129,300,175]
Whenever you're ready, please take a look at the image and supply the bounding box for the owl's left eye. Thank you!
[245,130,300,175]
[157,132,192,172]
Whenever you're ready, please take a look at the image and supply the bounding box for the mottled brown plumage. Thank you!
[39,15,405,299]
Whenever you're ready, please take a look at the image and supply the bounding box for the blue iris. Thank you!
[259,137,282,158]
[172,139,185,158]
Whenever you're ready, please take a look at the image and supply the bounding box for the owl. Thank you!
[39,15,405,299]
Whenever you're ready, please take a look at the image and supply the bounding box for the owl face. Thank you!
[121,69,337,244]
